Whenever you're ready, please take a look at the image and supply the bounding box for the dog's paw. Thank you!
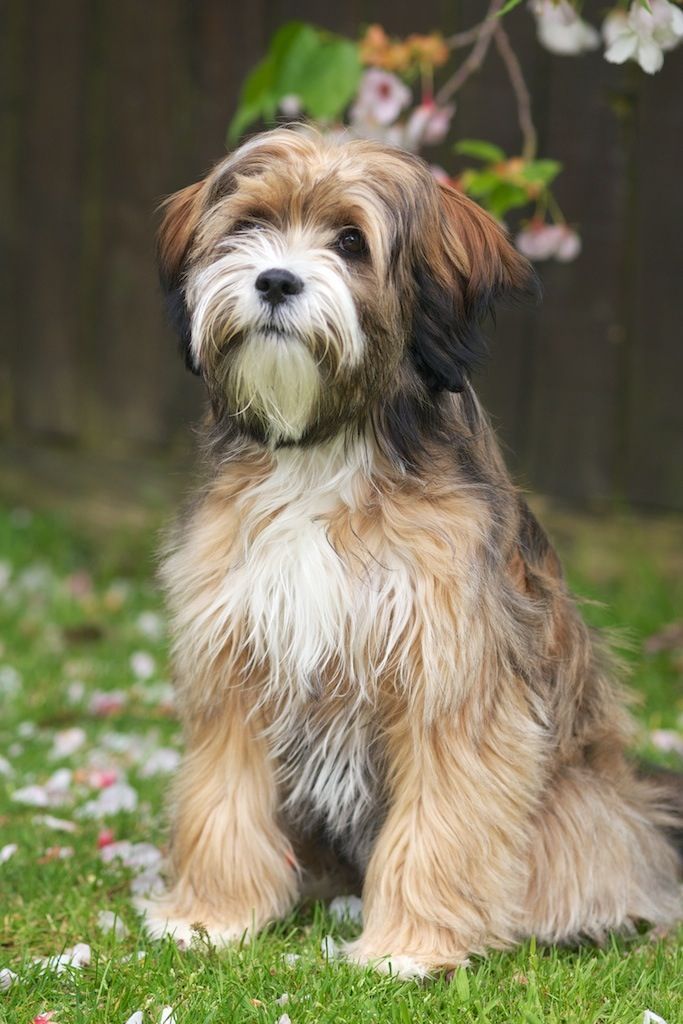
[343,939,469,979]
[135,896,252,950]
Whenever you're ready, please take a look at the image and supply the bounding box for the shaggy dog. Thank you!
[141,127,682,976]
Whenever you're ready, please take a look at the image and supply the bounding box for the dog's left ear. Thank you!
[157,180,206,374]
[411,183,537,393]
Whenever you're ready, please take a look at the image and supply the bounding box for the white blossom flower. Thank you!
[124,1014,144,1024]
[516,222,581,262]
[350,69,412,127]
[531,0,600,55]
[603,1,683,74]
[279,94,302,117]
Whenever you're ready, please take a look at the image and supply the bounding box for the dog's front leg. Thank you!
[138,694,298,947]
[346,688,546,977]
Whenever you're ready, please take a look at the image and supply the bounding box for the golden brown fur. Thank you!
[142,127,682,975]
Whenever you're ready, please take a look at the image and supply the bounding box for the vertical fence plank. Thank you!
[11,0,89,442]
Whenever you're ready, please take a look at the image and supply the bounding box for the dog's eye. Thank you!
[337,228,366,256]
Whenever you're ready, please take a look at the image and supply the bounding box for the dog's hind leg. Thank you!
[137,692,299,947]
[522,766,682,945]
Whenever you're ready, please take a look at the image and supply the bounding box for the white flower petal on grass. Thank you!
[33,814,77,833]
[130,651,156,680]
[124,1014,144,1024]
[0,967,18,991]
[328,894,363,925]
[13,769,72,809]
[0,844,17,865]
[0,665,22,698]
[136,611,164,640]
[101,840,163,871]
[97,910,129,939]
[321,935,338,960]
[78,782,138,818]
[650,730,683,756]
[275,993,290,1006]
[49,727,86,761]
[643,1012,670,1024]
[531,0,600,55]
[66,680,86,705]
[138,748,181,778]
[0,754,13,777]
[277,1015,292,1024]
[129,869,166,899]
[37,942,91,974]
[89,689,128,717]
[160,1008,176,1024]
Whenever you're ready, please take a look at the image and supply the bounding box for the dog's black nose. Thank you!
[255,268,304,306]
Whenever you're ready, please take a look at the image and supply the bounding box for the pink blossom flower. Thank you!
[89,690,127,717]
[516,221,581,262]
[650,729,683,757]
[97,827,116,848]
[603,1,683,74]
[530,0,600,55]
[350,69,412,127]
[404,101,455,150]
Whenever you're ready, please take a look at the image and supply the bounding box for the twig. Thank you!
[493,23,538,161]
[444,25,482,49]
[435,0,505,106]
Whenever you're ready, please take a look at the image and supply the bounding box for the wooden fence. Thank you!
[1,0,681,509]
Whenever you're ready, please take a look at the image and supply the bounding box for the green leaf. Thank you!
[228,53,276,143]
[463,170,502,197]
[454,139,506,163]
[485,181,531,218]
[522,159,562,185]
[271,21,320,94]
[497,0,526,14]
[454,966,470,1003]
[296,38,361,120]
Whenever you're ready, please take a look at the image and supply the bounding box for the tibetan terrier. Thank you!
[141,127,682,976]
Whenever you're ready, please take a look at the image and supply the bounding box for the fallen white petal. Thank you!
[78,783,138,818]
[136,611,164,640]
[0,967,18,991]
[97,910,129,939]
[101,840,162,871]
[33,814,78,833]
[643,1012,670,1024]
[275,993,290,1005]
[321,935,338,959]
[277,1015,292,1024]
[130,651,156,681]
[328,894,363,925]
[49,727,86,761]
[0,754,13,777]
[159,1007,176,1024]
[124,1013,144,1024]
[138,748,181,778]
[0,844,17,865]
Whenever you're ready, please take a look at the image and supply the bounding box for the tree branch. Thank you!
[493,23,538,162]
[435,0,505,106]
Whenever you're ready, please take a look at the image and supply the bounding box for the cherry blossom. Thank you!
[516,221,581,262]
[350,69,411,128]
[530,0,600,55]
[603,1,683,75]
[403,102,455,151]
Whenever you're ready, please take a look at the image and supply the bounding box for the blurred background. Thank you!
[1,0,681,520]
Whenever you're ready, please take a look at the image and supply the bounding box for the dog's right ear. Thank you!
[157,180,205,374]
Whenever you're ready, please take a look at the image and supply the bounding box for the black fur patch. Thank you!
[409,265,488,394]
[163,285,199,375]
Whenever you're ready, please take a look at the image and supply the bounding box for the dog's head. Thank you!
[158,127,534,453]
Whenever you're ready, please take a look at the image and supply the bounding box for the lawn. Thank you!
[0,499,681,1024]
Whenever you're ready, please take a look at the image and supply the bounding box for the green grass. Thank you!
[0,501,681,1024]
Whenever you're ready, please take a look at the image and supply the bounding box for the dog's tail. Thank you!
[639,761,683,869]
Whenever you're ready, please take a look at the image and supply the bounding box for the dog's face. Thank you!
[158,128,532,449]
